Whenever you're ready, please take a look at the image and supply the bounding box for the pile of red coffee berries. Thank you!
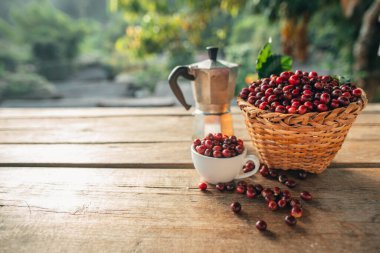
[193,133,244,158]
[239,70,363,114]
[198,166,313,232]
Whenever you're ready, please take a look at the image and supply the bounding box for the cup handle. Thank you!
[234,154,260,180]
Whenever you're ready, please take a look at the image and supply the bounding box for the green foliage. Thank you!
[11,2,85,80]
[130,63,168,93]
[0,39,31,72]
[256,42,292,78]
[0,71,57,99]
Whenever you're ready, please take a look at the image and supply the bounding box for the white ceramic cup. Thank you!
[191,145,260,184]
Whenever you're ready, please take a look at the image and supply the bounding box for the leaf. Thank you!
[332,75,351,83]
[255,42,293,78]
[280,55,292,71]
[255,42,272,76]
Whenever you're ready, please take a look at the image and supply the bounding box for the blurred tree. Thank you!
[353,0,380,101]
[11,1,86,80]
[112,0,243,68]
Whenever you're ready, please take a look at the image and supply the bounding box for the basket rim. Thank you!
[237,88,367,118]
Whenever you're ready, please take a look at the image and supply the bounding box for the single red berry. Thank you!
[338,96,350,106]
[268,200,278,211]
[230,202,242,213]
[254,184,264,194]
[226,182,235,192]
[261,188,273,197]
[317,103,328,112]
[285,179,297,188]
[285,215,297,226]
[256,220,267,231]
[204,149,212,156]
[300,191,312,201]
[280,71,290,79]
[278,199,287,208]
[259,165,269,177]
[246,190,256,199]
[269,169,278,179]
[268,95,278,103]
[308,71,318,78]
[303,89,313,96]
[331,89,342,98]
[259,102,269,110]
[196,145,206,155]
[290,198,302,208]
[222,149,232,158]
[298,105,308,114]
[235,145,244,154]
[352,88,362,97]
[288,107,297,114]
[330,99,340,109]
[273,186,281,196]
[289,75,300,85]
[314,82,323,90]
[216,183,225,192]
[278,174,288,184]
[198,182,207,191]
[243,161,254,173]
[193,139,201,146]
[297,171,308,179]
[291,206,303,218]
[304,101,313,110]
[213,150,222,158]
[320,93,331,104]
[342,91,351,98]
[236,185,246,194]
[282,189,291,197]
[321,75,331,82]
[275,105,287,113]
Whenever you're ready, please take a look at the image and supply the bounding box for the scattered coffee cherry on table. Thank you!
[216,183,225,192]
[297,170,308,179]
[198,182,207,191]
[278,174,288,184]
[285,179,297,188]
[277,198,287,208]
[256,220,267,232]
[291,206,303,218]
[290,198,302,208]
[230,202,242,214]
[268,200,278,211]
[300,191,312,201]
[259,165,269,177]
[285,215,297,226]
[226,181,236,192]
[239,70,363,114]
[193,133,244,158]
[246,189,256,199]
[236,185,246,194]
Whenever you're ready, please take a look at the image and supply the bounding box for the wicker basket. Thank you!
[237,91,367,174]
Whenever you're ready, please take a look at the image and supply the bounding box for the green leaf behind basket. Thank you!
[256,42,293,78]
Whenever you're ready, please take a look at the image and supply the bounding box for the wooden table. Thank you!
[0,106,379,253]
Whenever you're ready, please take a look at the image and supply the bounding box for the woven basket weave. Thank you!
[237,91,367,174]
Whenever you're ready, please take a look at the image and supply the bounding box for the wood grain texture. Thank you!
[0,167,379,253]
[0,115,379,144]
[0,139,379,168]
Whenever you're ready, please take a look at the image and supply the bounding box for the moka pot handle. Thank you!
[168,65,195,110]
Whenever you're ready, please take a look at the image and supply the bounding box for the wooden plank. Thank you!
[0,114,379,144]
[0,103,379,118]
[0,140,378,168]
[0,167,379,253]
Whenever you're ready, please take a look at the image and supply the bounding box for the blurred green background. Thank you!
[0,0,379,105]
